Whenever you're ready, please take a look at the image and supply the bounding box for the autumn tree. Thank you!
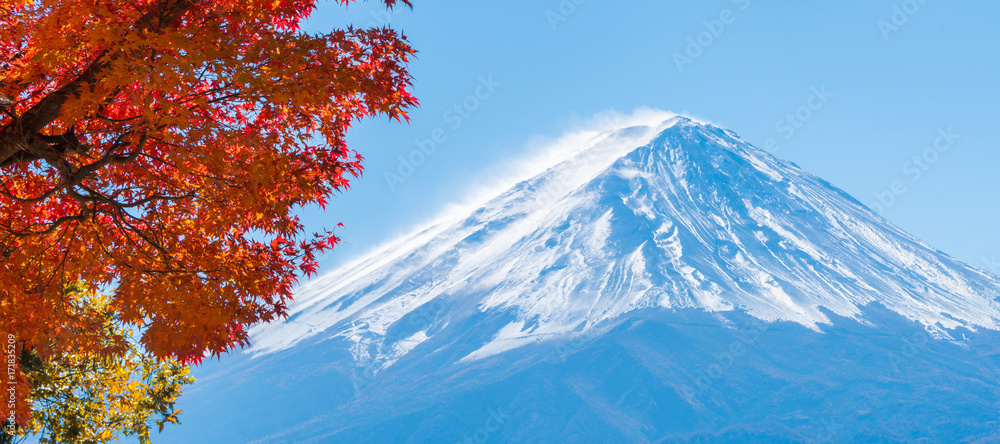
[2,286,194,444]
[0,0,416,432]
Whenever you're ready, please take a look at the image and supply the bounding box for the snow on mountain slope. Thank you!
[247,115,1000,369]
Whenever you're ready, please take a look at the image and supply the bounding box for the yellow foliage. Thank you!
[1,289,194,444]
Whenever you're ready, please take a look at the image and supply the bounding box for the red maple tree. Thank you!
[0,0,415,426]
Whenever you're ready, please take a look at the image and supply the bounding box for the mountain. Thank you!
[164,116,1000,443]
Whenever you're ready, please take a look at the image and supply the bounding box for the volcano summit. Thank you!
[167,116,1000,443]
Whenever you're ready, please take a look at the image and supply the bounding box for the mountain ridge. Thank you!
[247,116,1000,366]
[166,115,1000,444]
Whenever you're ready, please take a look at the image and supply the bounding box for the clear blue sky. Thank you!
[297,0,1000,276]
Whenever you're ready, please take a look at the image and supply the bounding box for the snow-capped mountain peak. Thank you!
[248,116,1000,367]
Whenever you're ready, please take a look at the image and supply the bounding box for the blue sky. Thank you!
[298,0,1000,276]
